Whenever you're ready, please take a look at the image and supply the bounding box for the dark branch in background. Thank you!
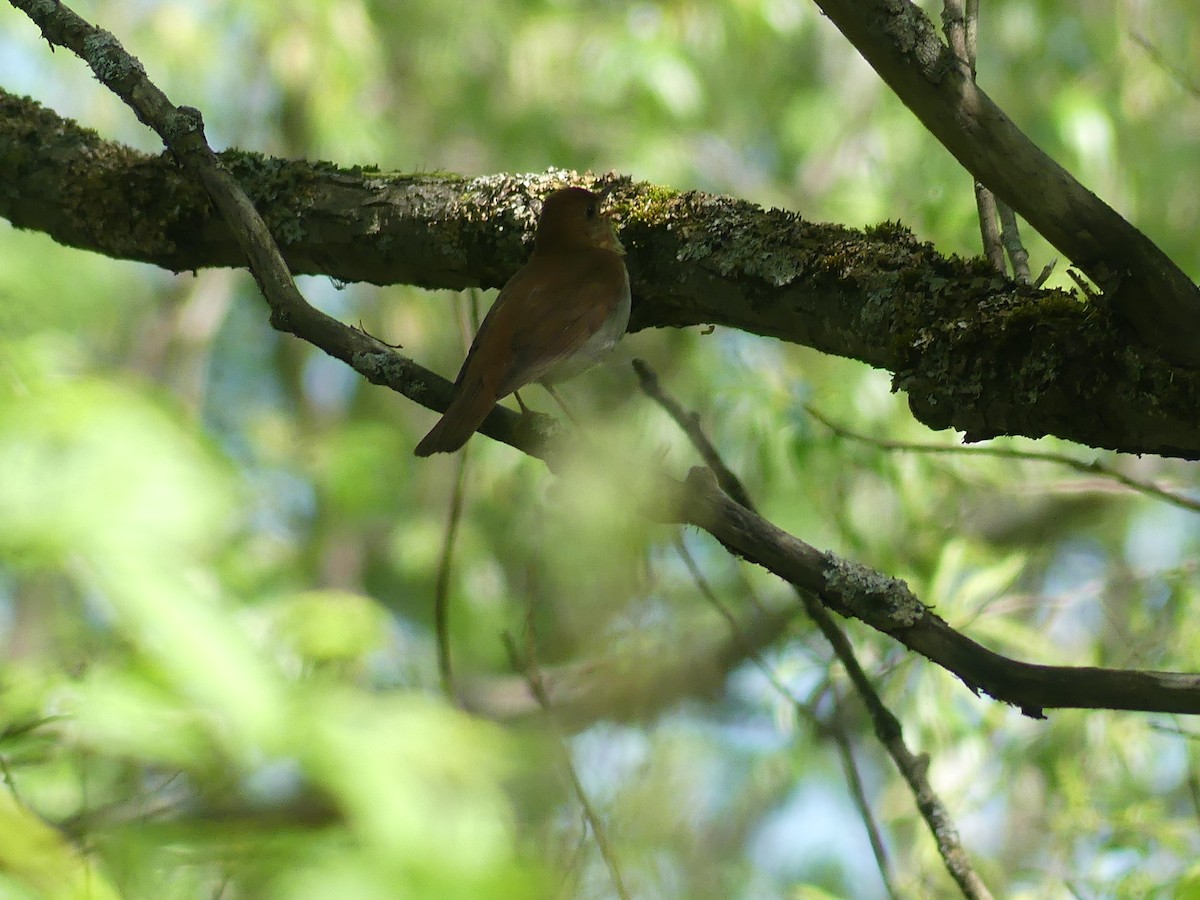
[640,362,992,900]
[670,454,909,897]
[4,88,1200,459]
[673,531,897,900]
[798,585,993,899]
[13,0,1200,724]
[827,722,901,900]
[810,0,1200,367]
[673,532,902,898]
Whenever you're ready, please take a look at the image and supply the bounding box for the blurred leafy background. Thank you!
[2,0,1200,897]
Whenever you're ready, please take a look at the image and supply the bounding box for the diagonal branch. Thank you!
[668,467,1200,717]
[802,588,992,899]
[810,0,1200,366]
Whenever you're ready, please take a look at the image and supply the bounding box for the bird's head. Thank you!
[533,186,624,255]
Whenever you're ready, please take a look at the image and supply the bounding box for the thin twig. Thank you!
[950,3,1028,282]
[806,404,1200,514]
[964,0,979,65]
[432,291,485,697]
[997,201,1031,283]
[544,384,580,425]
[1033,258,1057,288]
[1131,32,1200,99]
[959,7,1033,286]
[973,181,1006,275]
[671,536,802,706]
[504,631,632,900]
[633,359,755,511]
[551,818,590,900]
[433,444,469,697]
[828,716,900,900]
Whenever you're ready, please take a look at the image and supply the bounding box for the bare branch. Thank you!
[434,444,470,697]
[632,359,754,511]
[972,180,1006,275]
[944,1,1006,278]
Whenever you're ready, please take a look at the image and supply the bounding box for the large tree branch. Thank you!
[4,88,1199,459]
[810,0,1200,367]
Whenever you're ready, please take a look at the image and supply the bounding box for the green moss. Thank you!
[215,150,358,246]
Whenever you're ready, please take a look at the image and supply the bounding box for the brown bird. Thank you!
[414,186,631,456]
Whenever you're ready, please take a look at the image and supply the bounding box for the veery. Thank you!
[414,186,631,456]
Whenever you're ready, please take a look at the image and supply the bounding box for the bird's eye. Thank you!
[586,203,597,219]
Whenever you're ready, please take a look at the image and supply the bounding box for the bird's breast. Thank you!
[542,273,631,385]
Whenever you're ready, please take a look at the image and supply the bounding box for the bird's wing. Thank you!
[415,249,627,455]
[496,250,629,396]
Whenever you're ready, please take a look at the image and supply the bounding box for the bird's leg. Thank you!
[543,384,580,425]
[514,390,531,415]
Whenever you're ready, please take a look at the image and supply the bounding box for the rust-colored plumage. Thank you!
[414,187,631,456]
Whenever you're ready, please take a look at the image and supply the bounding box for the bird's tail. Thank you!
[413,387,497,456]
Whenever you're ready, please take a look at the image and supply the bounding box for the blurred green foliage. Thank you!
[2,0,1200,897]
